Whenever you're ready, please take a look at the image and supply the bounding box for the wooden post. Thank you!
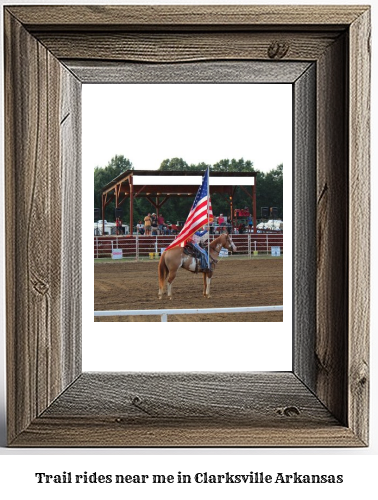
[253,177,257,234]
[229,193,233,232]
[129,175,134,235]
[102,193,105,235]
[115,185,119,235]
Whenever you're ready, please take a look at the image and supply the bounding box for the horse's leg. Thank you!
[206,275,211,298]
[158,275,165,300]
[158,255,169,299]
[203,272,211,298]
[203,272,207,297]
[158,271,168,299]
[167,270,177,300]
[161,250,185,300]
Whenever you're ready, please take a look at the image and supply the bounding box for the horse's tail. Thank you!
[158,253,169,291]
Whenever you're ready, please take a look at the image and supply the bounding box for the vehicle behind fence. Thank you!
[94,233,283,259]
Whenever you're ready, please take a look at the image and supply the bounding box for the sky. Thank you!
[82,83,292,173]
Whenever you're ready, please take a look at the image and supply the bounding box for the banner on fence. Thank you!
[219,248,229,257]
[112,248,123,259]
[271,246,281,257]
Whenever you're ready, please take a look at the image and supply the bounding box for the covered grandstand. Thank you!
[100,170,257,235]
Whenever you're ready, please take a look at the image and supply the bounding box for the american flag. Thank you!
[165,168,213,251]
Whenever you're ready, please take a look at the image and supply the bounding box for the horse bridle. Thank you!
[211,234,233,255]
[225,234,234,249]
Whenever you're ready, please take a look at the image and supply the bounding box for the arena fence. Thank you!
[94,305,283,322]
[94,233,283,260]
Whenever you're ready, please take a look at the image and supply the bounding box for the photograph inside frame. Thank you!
[89,83,291,324]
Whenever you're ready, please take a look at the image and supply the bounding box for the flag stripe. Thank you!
[166,210,212,248]
[185,197,209,223]
[183,199,209,228]
[165,169,213,251]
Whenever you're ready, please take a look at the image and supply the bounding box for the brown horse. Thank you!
[158,232,237,299]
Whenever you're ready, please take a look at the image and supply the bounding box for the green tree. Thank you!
[159,158,189,171]
[157,159,211,222]
[160,158,212,173]
[212,158,254,173]
[257,163,283,219]
[211,158,256,217]
[189,161,212,172]
[94,155,133,220]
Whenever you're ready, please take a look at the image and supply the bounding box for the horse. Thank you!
[158,232,237,300]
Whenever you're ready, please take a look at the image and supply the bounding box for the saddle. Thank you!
[183,241,199,257]
[183,242,215,272]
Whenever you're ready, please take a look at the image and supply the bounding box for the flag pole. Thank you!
[207,167,210,269]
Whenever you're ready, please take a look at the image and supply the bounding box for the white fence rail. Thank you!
[94,305,283,322]
[94,233,283,259]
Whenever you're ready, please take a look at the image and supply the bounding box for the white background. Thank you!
[83,83,292,173]
[0,0,377,498]
[83,83,292,372]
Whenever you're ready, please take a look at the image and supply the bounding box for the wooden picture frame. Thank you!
[5,5,370,447]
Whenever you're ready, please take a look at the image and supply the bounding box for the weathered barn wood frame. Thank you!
[4,5,370,447]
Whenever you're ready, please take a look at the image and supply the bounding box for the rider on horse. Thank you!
[190,227,210,271]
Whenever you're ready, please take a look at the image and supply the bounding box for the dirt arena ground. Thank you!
[94,257,283,322]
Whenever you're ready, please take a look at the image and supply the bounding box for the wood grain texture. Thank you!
[5,12,62,442]
[4,5,370,447]
[348,9,371,444]
[38,32,339,63]
[11,417,363,448]
[293,64,316,389]
[316,34,349,426]
[7,5,367,30]
[11,373,364,447]
[66,60,311,84]
[41,373,334,422]
[4,11,81,444]
[60,68,82,389]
